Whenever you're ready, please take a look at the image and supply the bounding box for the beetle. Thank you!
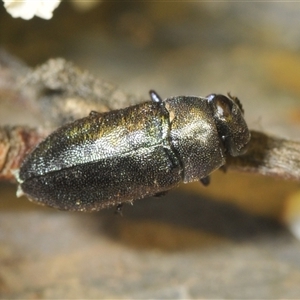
[15,91,250,212]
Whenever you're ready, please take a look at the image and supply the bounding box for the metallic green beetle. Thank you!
[16,91,250,212]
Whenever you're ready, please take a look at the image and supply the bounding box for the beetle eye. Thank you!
[207,93,250,157]
[213,95,233,119]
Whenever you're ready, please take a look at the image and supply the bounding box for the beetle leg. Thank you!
[200,176,210,186]
[154,191,169,197]
[149,90,163,103]
[115,203,123,216]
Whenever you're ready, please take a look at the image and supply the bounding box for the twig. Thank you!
[227,130,300,181]
[0,49,142,129]
[1,127,300,183]
[0,126,44,182]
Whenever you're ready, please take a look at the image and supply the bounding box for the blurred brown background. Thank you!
[1,2,300,298]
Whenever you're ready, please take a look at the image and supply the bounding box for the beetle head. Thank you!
[207,93,250,156]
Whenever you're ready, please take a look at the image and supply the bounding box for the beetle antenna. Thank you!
[227,92,244,114]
